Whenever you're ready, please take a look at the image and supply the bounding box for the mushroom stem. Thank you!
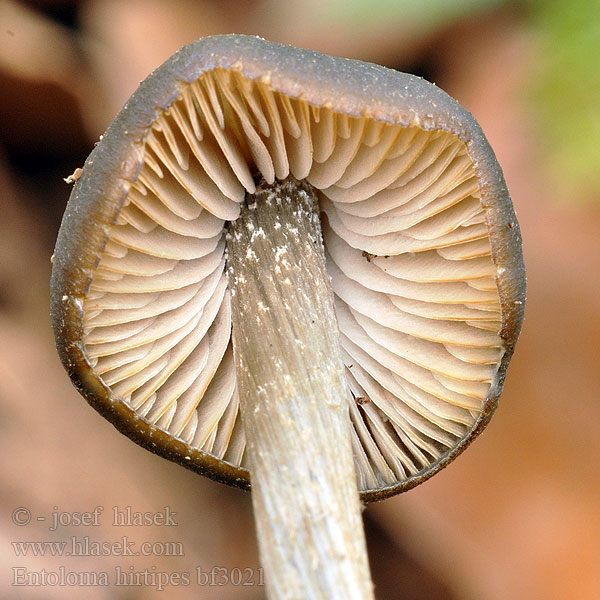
[227,177,374,599]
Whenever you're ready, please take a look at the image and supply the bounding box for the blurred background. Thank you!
[1,0,599,598]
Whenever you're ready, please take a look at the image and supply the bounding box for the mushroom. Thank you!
[51,35,525,599]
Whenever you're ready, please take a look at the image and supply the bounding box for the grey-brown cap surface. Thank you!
[51,34,525,501]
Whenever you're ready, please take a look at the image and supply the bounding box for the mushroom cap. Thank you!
[51,34,525,501]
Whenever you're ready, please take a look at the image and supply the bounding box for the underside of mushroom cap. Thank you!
[51,34,525,501]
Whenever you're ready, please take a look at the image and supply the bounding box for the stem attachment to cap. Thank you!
[226,177,374,599]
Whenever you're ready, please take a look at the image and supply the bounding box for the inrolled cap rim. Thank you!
[51,34,525,502]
